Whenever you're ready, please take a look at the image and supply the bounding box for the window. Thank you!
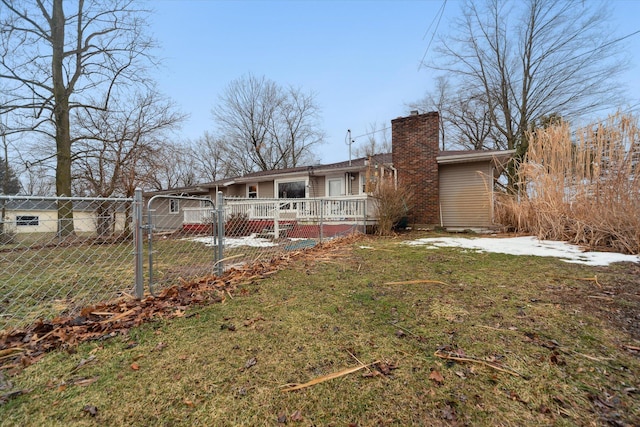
[277,180,306,199]
[248,184,258,198]
[328,178,344,197]
[170,199,179,214]
[277,180,306,210]
[16,215,39,226]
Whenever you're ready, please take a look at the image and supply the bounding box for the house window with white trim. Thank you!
[170,199,179,214]
[327,178,344,197]
[248,184,258,198]
[277,179,306,209]
[277,180,306,199]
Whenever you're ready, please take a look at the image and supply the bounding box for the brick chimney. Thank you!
[392,111,440,227]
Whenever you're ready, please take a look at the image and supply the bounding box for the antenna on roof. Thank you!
[345,129,354,166]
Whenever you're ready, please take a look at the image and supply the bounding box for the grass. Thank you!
[1,232,639,426]
[0,234,228,329]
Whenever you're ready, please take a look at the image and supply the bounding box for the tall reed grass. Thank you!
[496,113,640,254]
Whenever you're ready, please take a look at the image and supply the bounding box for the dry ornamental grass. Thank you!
[497,112,640,254]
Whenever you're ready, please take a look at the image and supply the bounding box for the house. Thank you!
[146,111,514,231]
[1,199,128,235]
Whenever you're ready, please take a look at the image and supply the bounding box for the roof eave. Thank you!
[436,150,516,165]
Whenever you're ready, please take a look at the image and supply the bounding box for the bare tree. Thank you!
[1,127,21,239]
[411,76,497,151]
[144,142,200,191]
[21,163,55,196]
[73,90,184,197]
[189,132,237,182]
[72,89,184,235]
[426,0,627,192]
[213,74,325,173]
[353,122,391,158]
[0,0,156,235]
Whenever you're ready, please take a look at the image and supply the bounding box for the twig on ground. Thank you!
[434,350,528,379]
[0,347,25,361]
[264,297,297,309]
[384,279,450,286]
[346,350,372,373]
[552,275,602,288]
[213,253,245,267]
[280,361,380,392]
[474,325,520,333]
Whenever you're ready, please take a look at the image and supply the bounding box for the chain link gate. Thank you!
[144,193,223,296]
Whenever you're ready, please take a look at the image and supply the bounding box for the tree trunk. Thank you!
[52,0,75,237]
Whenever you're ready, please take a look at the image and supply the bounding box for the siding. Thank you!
[439,162,494,228]
[258,181,274,198]
[7,209,127,233]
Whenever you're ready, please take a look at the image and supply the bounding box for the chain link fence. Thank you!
[214,196,366,270]
[1,192,367,330]
[0,195,136,330]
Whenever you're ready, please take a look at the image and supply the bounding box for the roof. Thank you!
[1,199,128,212]
[436,149,516,165]
[143,148,515,196]
[223,153,393,184]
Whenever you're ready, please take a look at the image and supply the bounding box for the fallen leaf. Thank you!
[441,404,456,420]
[130,363,140,371]
[152,342,168,352]
[244,357,257,369]
[82,405,98,417]
[277,413,287,423]
[290,410,303,421]
[184,399,194,407]
[429,370,444,384]
[244,316,265,327]
[375,362,398,376]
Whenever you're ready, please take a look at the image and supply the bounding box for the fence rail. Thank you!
[1,192,368,330]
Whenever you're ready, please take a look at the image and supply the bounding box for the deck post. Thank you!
[274,200,280,239]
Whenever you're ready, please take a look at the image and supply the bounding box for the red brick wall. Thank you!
[392,112,440,227]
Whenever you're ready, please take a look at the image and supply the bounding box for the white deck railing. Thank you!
[183,197,373,224]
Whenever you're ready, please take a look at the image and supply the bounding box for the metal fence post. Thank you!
[216,191,224,276]
[319,199,324,243]
[274,200,280,239]
[133,188,144,299]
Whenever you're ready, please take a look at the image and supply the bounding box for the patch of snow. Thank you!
[190,234,277,248]
[404,236,639,266]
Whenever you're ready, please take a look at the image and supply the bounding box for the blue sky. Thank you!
[149,0,640,165]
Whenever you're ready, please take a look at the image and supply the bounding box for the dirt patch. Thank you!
[547,262,640,342]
